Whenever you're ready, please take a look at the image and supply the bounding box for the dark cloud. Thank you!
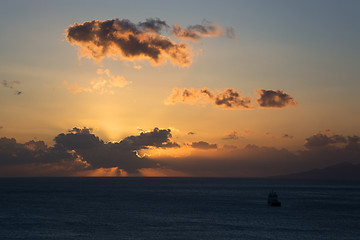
[304,133,348,150]
[138,18,169,33]
[1,80,22,95]
[215,89,251,109]
[1,128,359,178]
[120,128,180,150]
[66,18,231,66]
[66,18,191,66]
[0,127,180,176]
[54,127,179,172]
[256,89,297,108]
[191,141,217,150]
[282,133,294,139]
[166,88,252,109]
[222,131,239,140]
[187,132,195,135]
[0,137,74,168]
[172,20,222,41]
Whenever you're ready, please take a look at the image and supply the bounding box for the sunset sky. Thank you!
[1,0,359,177]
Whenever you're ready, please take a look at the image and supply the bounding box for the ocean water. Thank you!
[0,178,359,240]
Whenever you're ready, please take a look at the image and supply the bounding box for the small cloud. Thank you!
[222,144,238,150]
[225,27,237,39]
[222,131,239,140]
[282,133,294,139]
[1,80,22,95]
[256,89,297,108]
[165,87,252,109]
[187,132,195,135]
[172,20,222,41]
[191,141,217,150]
[133,64,142,70]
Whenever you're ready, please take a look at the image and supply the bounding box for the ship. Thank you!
[268,190,281,207]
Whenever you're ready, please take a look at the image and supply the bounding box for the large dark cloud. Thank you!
[0,127,179,176]
[165,88,252,109]
[66,18,228,67]
[0,137,74,167]
[256,89,297,108]
[66,18,191,66]
[53,127,179,172]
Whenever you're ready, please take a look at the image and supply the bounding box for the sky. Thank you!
[0,0,359,177]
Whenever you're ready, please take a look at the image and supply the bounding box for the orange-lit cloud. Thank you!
[64,68,129,94]
[66,19,192,66]
[66,18,231,67]
[165,88,252,109]
[256,89,297,108]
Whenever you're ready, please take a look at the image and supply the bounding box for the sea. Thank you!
[0,178,359,240]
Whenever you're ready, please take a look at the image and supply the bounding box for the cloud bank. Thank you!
[1,129,358,177]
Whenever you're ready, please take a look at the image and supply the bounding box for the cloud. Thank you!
[215,89,251,109]
[172,20,222,41]
[0,127,181,176]
[66,18,232,67]
[187,132,195,135]
[66,18,192,66]
[282,133,294,139]
[165,88,252,109]
[225,27,237,39]
[191,141,217,150]
[304,133,347,150]
[2,128,359,178]
[120,127,180,150]
[222,131,239,140]
[64,68,129,94]
[256,89,297,108]
[1,80,22,95]
[156,132,360,177]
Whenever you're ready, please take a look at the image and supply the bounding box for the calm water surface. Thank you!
[0,178,359,240]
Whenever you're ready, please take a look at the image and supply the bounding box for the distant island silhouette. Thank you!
[272,162,360,180]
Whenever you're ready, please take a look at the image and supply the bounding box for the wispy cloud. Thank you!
[1,80,22,95]
[64,68,129,94]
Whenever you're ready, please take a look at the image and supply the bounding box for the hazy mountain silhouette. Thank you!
[272,162,360,180]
